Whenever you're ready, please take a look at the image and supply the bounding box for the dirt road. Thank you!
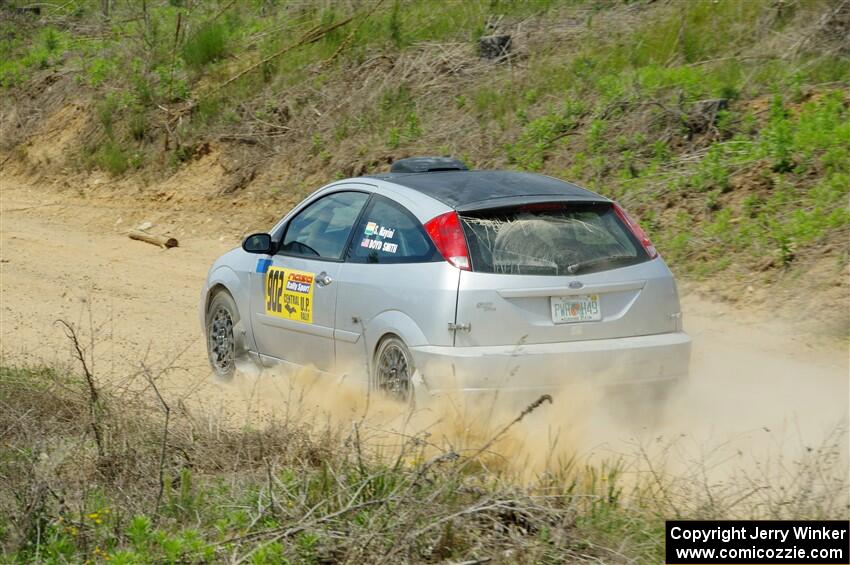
[2,180,848,479]
[1,183,230,389]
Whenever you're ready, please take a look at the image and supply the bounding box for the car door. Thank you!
[251,190,370,372]
[334,194,460,381]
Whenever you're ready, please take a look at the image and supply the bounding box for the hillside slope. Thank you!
[1,0,848,333]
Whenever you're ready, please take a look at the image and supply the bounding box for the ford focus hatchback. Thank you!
[201,157,690,400]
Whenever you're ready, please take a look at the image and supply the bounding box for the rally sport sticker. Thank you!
[265,267,314,324]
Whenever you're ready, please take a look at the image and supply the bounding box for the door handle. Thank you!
[316,272,333,287]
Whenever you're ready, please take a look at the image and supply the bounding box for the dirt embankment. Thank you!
[5,89,849,340]
[1,175,847,484]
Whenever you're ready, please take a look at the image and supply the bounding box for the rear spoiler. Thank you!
[455,194,609,213]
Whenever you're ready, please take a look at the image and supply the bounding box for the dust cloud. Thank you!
[205,318,848,509]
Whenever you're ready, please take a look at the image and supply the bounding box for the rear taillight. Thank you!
[613,203,658,259]
[424,211,471,271]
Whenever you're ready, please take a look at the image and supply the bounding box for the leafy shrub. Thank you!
[0,27,67,87]
[182,23,228,70]
[129,109,148,141]
[42,28,60,52]
[154,63,190,102]
[86,57,116,87]
[96,141,130,176]
[762,95,794,172]
[97,94,121,137]
[690,145,731,192]
[506,102,585,171]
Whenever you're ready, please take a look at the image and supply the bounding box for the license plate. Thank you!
[551,294,601,324]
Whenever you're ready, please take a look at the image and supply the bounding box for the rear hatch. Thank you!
[454,200,681,346]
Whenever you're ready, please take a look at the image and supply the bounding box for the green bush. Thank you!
[506,102,585,171]
[96,94,121,137]
[96,141,130,176]
[129,110,148,141]
[86,57,117,87]
[182,22,228,70]
[0,26,68,87]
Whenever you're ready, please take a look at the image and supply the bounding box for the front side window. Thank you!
[348,196,438,264]
[280,191,369,260]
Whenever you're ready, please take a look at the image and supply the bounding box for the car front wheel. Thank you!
[206,291,242,381]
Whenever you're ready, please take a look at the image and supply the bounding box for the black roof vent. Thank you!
[390,156,468,174]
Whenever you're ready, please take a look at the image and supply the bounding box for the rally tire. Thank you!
[373,336,415,404]
[205,291,243,381]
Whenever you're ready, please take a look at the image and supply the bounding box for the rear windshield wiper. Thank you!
[566,255,636,274]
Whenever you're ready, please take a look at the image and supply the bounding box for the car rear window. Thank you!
[459,201,649,275]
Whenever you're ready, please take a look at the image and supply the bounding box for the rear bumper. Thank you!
[410,332,691,394]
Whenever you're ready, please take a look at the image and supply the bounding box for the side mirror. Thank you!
[242,233,274,254]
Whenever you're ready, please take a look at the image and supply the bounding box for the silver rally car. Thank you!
[201,157,690,400]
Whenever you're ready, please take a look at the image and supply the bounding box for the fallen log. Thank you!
[128,230,178,249]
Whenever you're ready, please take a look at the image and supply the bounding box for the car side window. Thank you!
[279,191,369,260]
[348,196,438,264]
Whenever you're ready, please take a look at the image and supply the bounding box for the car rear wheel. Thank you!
[206,291,241,381]
[373,336,415,403]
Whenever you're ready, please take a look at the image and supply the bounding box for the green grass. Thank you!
[0,0,847,283]
[638,91,850,274]
[182,22,229,70]
[0,26,69,87]
[483,0,849,277]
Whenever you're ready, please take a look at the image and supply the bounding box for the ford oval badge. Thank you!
[568,281,583,289]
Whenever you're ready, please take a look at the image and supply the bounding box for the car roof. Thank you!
[366,170,607,212]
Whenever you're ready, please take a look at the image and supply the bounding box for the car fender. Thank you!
[365,309,429,360]
[203,264,259,354]
[364,310,439,398]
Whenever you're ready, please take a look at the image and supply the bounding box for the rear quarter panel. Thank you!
[334,262,460,380]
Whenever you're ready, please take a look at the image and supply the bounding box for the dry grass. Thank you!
[1,322,847,563]
[0,363,595,563]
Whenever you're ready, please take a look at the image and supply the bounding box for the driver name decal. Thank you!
[265,267,314,323]
[360,221,399,253]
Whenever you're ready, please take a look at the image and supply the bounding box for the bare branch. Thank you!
[55,319,105,459]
